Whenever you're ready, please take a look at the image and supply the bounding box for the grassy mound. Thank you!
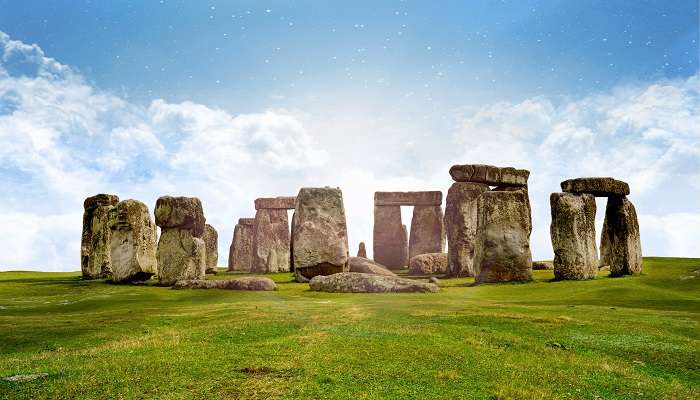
[0,257,698,399]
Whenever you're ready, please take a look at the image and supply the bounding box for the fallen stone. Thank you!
[348,256,396,276]
[357,241,367,258]
[154,196,206,237]
[292,187,349,281]
[172,276,277,291]
[561,177,630,197]
[254,196,296,210]
[473,190,533,283]
[109,199,158,283]
[408,253,448,275]
[3,373,49,382]
[374,191,442,206]
[157,228,206,286]
[428,276,440,284]
[309,272,439,293]
[202,224,219,274]
[600,196,642,276]
[251,208,290,273]
[449,164,529,187]
[373,205,408,268]
[409,205,446,259]
[81,194,119,279]
[444,182,490,277]
[228,219,255,272]
[550,193,598,280]
[532,261,554,270]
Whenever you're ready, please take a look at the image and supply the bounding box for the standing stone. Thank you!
[155,196,206,286]
[202,224,219,274]
[373,205,408,268]
[228,218,255,272]
[292,187,349,281]
[473,190,533,283]
[550,193,598,280]
[109,199,158,283]
[444,182,489,277]
[289,211,296,272]
[251,208,290,273]
[357,242,367,258]
[81,194,119,279]
[600,196,642,276]
[408,205,446,259]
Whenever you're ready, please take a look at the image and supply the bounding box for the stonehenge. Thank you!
[550,177,642,278]
[109,199,158,283]
[292,187,349,281]
[357,242,367,258]
[81,194,119,279]
[373,191,444,269]
[202,224,219,274]
[408,253,449,275]
[444,182,489,276]
[228,218,255,272]
[155,196,206,286]
[251,196,295,273]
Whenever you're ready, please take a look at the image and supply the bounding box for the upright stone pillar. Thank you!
[550,193,598,280]
[444,182,489,277]
[473,189,533,283]
[202,224,219,274]
[155,196,206,286]
[252,208,290,273]
[373,205,408,269]
[109,199,158,283]
[228,218,255,272]
[600,196,642,276]
[357,242,367,258]
[292,187,349,281]
[81,194,119,279]
[409,206,445,259]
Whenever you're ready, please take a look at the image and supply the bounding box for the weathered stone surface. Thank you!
[202,224,219,274]
[532,261,554,270]
[444,182,489,277]
[473,190,533,283]
[550,193,598,280]
[348,256,396,276]
[86,205,115,279]
[449,164,529,187]
[292,187,349,281]
[373,205,408,269]
[309,272,439,293]
[172,277,277,291]
[408,253,448,275]
[157,228,206,286]
[154,196,206,237]
[252,208,290,273]
[254,196,296,210]
[228,220,254,272]
[409,205,446,259]
[81,194,119,279]
[357,242,367,258]
[374,191,442,206]
[600,196,642,276]
[109,199,158,283]
[289,211,296,272]
[561,177,630,197]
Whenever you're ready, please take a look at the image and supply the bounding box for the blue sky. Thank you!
[0,1,698,271]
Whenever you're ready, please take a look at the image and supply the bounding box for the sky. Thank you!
[0,0,698,271]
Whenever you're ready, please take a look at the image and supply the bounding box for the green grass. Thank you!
[0,257,698,399]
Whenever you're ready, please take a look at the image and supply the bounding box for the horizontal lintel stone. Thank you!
[374,191,443,206]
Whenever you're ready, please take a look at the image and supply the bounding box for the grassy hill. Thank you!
[0,257,698,399]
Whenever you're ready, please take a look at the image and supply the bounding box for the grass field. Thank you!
[0,257,698,399]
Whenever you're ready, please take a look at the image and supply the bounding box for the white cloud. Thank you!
[0,31,698,271]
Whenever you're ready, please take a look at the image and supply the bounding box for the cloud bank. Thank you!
[0,31,698,271]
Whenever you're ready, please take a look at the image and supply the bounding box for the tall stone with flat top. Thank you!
[444,182,489,277]
[292,187,349,281]
[600,196,642,276]
[202,224,218,274]
[228,218,255,272]
[252,208,290,273]
[373,205,408,268]
[473,189,532,283]
[109,199,158,283]
[81,194,119,279]
[550,192,598,280]
[408,205,445,259]
[155,196,206,286]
